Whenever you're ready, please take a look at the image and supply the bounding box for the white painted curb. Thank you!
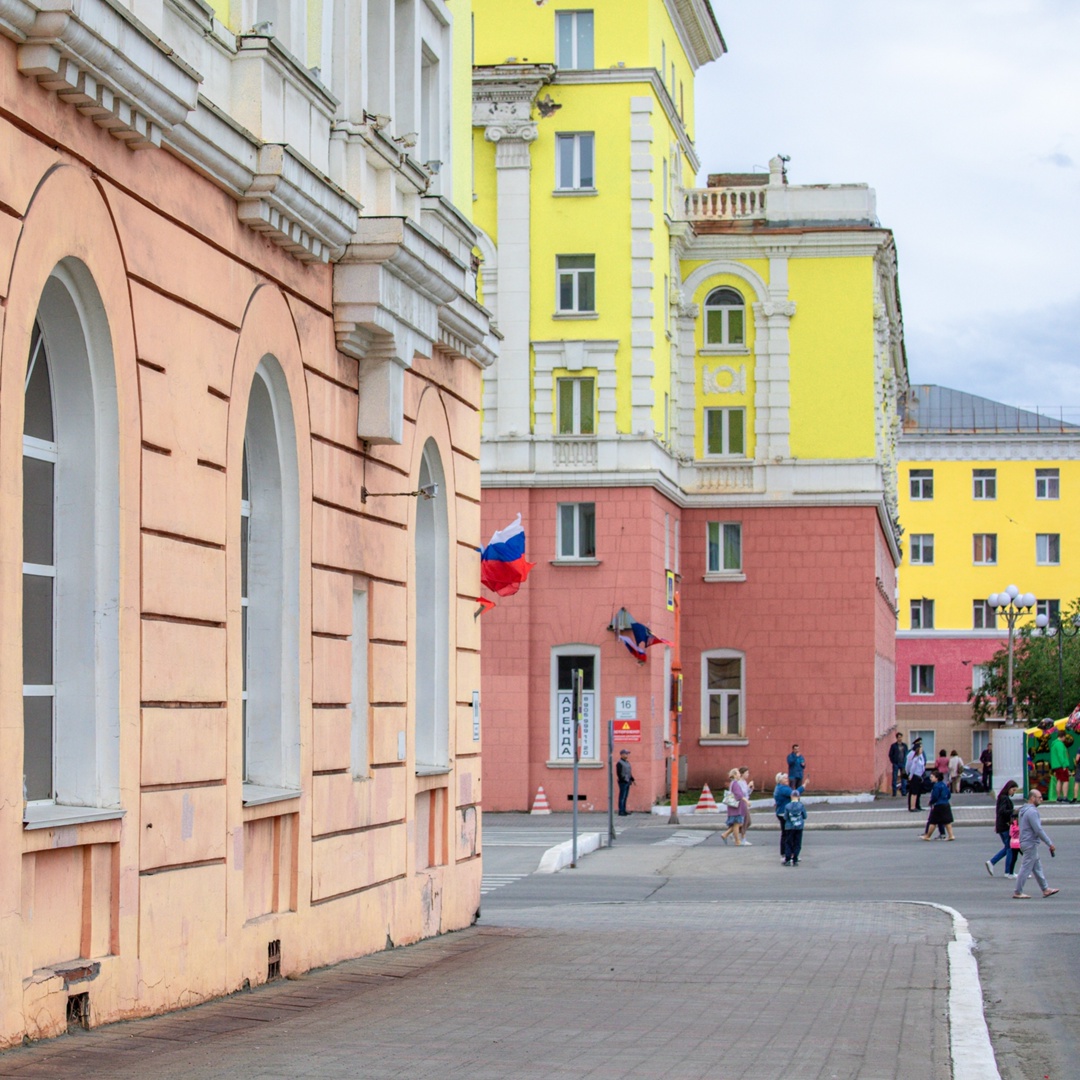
[907,902,1001,1080]
[536,831,603,873]
[651,792,876,815]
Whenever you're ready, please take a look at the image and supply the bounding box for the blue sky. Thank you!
[697,0,1080,418]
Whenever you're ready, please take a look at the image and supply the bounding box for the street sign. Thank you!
[613,719,641,743]
[615,696,636,719]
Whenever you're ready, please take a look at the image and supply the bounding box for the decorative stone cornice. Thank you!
[7,0,200,149]
[664,0,726,69]
[472,63,555,146]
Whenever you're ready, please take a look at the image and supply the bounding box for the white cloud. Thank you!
[697,0,1080,407]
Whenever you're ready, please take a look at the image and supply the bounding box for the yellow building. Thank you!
[473,1,908,806]
[897,386,1080,763]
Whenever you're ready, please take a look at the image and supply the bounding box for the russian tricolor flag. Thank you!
[479,514,535,597]
[618,621,672,664]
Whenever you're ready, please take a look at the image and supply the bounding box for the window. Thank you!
[909,534,934,565]
[972,468,996,499]
[973,534,997,564]
[1036,468,1060,500]
[1037,599,1061,623]
[557,502,596,559]
[972,666,989,694]
[707,522,742,573]
[556,376,595,434]
[242,359,301,799]
[973,601,997,629]
[909,469,933,499]
[415,441,449,772]
[972,728,990,761]
[702,651,744,738]
[555,133,595,190]
[551,649,598,761]
[1036,533,1061,565]
[910,665,935,695]
[704,407,746,456]
[22,269,121,816]
[556,254,596,313]
[910,599,934,630]
[703,287,745,346]
[555,10,593,70]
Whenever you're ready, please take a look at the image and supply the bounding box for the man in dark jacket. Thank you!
[889,732,909,795]
[616,750,634,816]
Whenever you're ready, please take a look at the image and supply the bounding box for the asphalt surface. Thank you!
[0,793,1074,1079]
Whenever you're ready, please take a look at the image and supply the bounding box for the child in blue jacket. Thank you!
[782,791,807,866]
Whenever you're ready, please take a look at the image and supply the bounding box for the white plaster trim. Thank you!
[684,231,891,262]
[663,0,726,69]
[629,95,656,437]
[532,339,619,439]
[900,435,1080,461]
[23,804,125,830]
[11,0,200,149]
[681,259,768,302]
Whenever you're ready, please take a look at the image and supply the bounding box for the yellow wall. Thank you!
[899,458,1080,629]
[788,256,876,460]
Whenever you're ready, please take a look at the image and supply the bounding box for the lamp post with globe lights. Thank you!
[988,586,1038,726]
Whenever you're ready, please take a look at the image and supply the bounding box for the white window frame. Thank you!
[557,502,596,560]
[706,521,742,575]
[555,132,595,191]
[973,468,997,500]
[910,665,935,696]
[1036,533,1061,565]
[555,9,594,70]
[972,601,997,630]
[909,469,933,500]
[556,254,596,314]
[1036,468,1060,500]
[556,376,595,435]
[22,267,121,822]
[550,646,599,763]
[909,534,934,565]
[701,649,745,740]
[1037,599,1061,624]
[415,440,450,773]
[973,533,997,565]
[703,287,746,347]
[910,598,934,630]
[242,358,301,803]
[703,407,746,457]
[971,666,989,694]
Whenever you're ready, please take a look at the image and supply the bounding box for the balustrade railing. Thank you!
[681,186,767,222]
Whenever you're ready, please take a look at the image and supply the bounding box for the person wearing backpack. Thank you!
[782,791,807,866]
[985,779,1019,878]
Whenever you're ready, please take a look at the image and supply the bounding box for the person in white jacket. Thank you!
[1013,789,1060,900]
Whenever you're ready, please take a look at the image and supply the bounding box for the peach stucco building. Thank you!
[0,0,495,1046]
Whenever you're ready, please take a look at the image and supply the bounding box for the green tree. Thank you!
[969,600,1080,723]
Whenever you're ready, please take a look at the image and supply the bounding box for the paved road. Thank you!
[0,803,1074,1079]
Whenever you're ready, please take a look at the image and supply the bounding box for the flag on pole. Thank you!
[479,514,535,597]
[618,620,672,664]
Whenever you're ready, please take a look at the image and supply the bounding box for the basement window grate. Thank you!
[267,939,281,981]
[67,992,89,1032]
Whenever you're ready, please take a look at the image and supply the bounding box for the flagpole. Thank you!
[668,590,682,826]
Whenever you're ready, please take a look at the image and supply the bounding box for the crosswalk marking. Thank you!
[480,873,528,895]
[653,830,709,848]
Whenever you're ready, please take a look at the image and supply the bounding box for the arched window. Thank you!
[703,287,745,346]
[241,358,300,799]
[22,266,120,816]
[414,440,449,772]
[701,649,745,740]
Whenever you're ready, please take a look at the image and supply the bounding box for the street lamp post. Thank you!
[1034,611,1080,717]
[988,585,1038,726]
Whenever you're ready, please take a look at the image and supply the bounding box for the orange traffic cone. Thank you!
[531,786,551,815]
[694,783,720,813]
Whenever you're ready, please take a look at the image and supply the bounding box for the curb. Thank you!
[536,832,603,873]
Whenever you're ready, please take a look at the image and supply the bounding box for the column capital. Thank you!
[472,64,555,155]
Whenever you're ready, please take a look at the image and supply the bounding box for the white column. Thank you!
[629,96,656,436]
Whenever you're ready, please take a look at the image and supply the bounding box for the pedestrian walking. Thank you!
[919,771,955,841]
[1013,789,1059,899]
[948,749,965,794]
[773,771,803,860]
[615,749,634,816]
[985,779,1019,877]
[720,768,745,845]
[782,790,807,866]
[980,743,993,792]
[935,748,949,779]
[906,739,927,812]
[786,744,806,788]
[736,767,754,845]
[889,731,909,796]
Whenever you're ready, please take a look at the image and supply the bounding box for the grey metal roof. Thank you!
[902,385,1080,434]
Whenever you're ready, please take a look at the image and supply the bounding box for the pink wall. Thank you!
[896,636,1005,705]
[481,492,899,808]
